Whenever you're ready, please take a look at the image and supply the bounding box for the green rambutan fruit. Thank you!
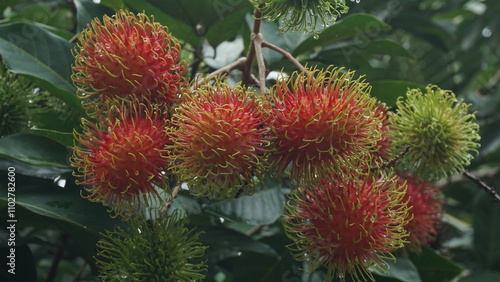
[96,211,207,281]
[389,85,481,180]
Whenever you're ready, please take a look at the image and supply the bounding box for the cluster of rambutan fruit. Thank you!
[70,9,481,282]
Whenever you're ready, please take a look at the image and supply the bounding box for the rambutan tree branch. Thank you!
[463,170,500,202]
[252,33,268,93]
[261,40,306,72]
[160,185,182,216]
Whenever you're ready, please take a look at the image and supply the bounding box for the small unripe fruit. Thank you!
[390,85,481,180]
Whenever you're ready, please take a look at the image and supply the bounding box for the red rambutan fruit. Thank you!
[284,168,410,281]
[72,10,186,105]
[398,173,443,252]
[167,80,271,199]
[71,97,170,214]
[269,66,384,183]
[374,102,392,159]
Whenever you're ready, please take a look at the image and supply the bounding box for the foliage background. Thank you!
[0,0,499,281]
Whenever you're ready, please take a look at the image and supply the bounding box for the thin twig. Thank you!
[160,185,182,216]
[192,57,248,90]
[261,40,306,72]
[252,33,268,93]
[463,170,500,202]
[242,8,263,86]
[371,145,410,171]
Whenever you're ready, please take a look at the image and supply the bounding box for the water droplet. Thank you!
[313,34,320,40]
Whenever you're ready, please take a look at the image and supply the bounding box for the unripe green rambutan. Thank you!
[389,85,481,180]
[167,80,271,199]
[71,97,170,216]
[72,10,186,107]
[269,66,385,184]
[0,61,31,136]
[252,0,350,34]
[96,211,207,281]
[284,167,410,281]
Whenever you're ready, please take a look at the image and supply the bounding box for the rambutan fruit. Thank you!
[251,0,350,34]
[167,80,271,199]
[96,211,207,281]
[398,173,443,252]
[71,97,170,214]
[0,61,31,136]
[389,85,481,180]
[284,168,410,281]
[269,67,384,184]
[72,10,186,106]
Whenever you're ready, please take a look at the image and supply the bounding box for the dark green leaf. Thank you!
[0,174,119,235]
[197,225,279,262]
[370,80,425,107]
[204,187,286,225]
[124,0,200,47]
[293,14,392,56]
[360,39,415,58]
[29,129,75,148]
[459,270,500,282]
[373,255,421,282]
[409,246,463,281]
[0,158,71,180]
[473,191,500,270]
[0,23,82,113]
[0,133,71,168]
[74,0,116,33]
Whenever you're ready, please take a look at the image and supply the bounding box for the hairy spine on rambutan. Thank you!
[72,9,186,108]
[269,66,385,184]
[389,85,481,180]
[284,167,410,282]
[398,173,443,253]
[167,80,272,199]
[71,97,170,215]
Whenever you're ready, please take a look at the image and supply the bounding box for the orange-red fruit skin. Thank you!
[72,10,186,104]
[284,169,409,281]
[71,99,170,211]
[269,67,384,183]
[167,82,271,199]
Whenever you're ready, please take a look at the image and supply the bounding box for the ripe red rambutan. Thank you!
[374,102,392,159]
[284,168,409,281]
[167,80,271,199]
[269,67,384,183]
[71,98,170,214]
[398,173,443,252]
[72,10,186,105]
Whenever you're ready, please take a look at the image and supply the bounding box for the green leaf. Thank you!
[124,0,200,47]
[0,23,82,113]
[0,175,119,235]
[374,255,422,282]
[293,13,392,56]
[361,39,415,58]
[0,133,71,168]
[409,246,463,281]
[473,191,500,270]
[197,225,279,262]
[370,80,425,107]
[204,187,286,225]
[74,0,116,33]
[29,129,75,148]
[459,270,500,282]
